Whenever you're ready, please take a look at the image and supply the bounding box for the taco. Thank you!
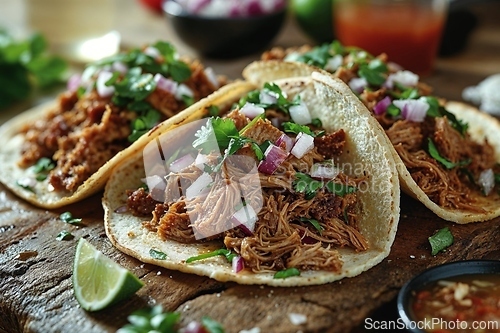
[0,41,227,208]
[243,41,500,223]
[103,71,400,286]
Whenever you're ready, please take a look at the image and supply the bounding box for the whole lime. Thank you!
[291,0,334,44]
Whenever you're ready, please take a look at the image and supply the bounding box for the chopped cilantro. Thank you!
[311,118,323,128]
[16,179,34,192]
[427,138,471,169]
[274,267,300,279]
[193,117,238,153]
[117,306,181,333]
[386,104,401,117]
[56,231,74,241]
[325,181,357,197]
[429,227,454,256]
[293,172,323,199]
[300,217,323,235]
[201,317,225,333]
[149,249,167,260]
[128,108,161,142]
[60,212,82,225]
[283,122,324,137]
[295,43,333,68]
[208,105,220,116]
[0,30,67,109]
[186,248,236,264]
[425,97,469,136]
[31,157,55,174]
[358,62,386,86]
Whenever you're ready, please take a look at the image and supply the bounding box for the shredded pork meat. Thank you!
[261,46,499,211]
[128,108,368,273]
[18,60,225,192]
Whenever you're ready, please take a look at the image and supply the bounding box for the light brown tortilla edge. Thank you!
[103,73,401,286]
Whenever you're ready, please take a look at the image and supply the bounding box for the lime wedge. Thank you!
[73,238,144,311]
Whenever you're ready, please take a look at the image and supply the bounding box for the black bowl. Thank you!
[397,260,500,333]
[163,0,287,59]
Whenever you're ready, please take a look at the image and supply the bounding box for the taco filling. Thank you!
[17,41,226,193]
[124,83,368,274]
[262,41,500,213]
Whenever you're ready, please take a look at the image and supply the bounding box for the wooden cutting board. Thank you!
[1,181,499,333]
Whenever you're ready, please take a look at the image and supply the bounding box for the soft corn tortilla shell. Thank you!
[0,81,254,209]
[103,72,400,286]
[244,61,500,224]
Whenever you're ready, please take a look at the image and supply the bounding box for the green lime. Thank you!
[72,238,144,312]
[291,0,335,44]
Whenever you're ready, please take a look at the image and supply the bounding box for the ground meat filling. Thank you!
[261,46,499,211]
[18,60,225,192]
[127,109,368,273]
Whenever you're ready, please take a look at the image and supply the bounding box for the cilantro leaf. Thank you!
[429,227,454,256]
[325,181,357,197]
[118,306,181,333]
[56,231,74,241]
[149,249,167,260]
[274,267,300,279]
[60,212,82,225]
[186,248,236,264]
[427,138,470,169]
[386,104,401,117]
[201,317,226,333]
[283,122,324,137]
[193,117,239,153]
[425,97,469,136]
[300,217,323,235]
[128,109,161,142]
[293,172,323,199]
[358,63,386,86]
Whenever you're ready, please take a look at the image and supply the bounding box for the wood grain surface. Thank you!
[1,181,499,333]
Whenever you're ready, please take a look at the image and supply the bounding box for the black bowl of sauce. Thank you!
[398,260,500,333]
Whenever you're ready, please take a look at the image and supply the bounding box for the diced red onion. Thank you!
[141,175,166,202]
[175,84,194,101]
[114,205,129,214]
[348,77,368,94]
[246,0,265,15]
[96,71,115,97]
[275,133,294,152]
[231,204,258,235]
[67,74,81,92]
[384,70,419,89]
[373,96,392,116]
[194,153,209,170]
[297,228,318,244]
[169,154,195,173]
[324,54,343,72]
[393,98,429,122]
[154,73,178,94]
[204,67,219,88]
[186,172,212,199]
[289,102,312,125]
[112,61,128,74]
[291,132,314,159]
[17,177,37,189]
[240,102,265,119]
[143,46,161,60]
[232,255,245,273]
[310,162,340,179]
[259,90,278,105]
[479,168,495,195]
[186,0,211,14]
[258,144,289,175]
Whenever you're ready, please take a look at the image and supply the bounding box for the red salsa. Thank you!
[411,274,500,332]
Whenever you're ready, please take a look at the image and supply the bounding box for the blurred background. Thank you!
[1,0,500,118]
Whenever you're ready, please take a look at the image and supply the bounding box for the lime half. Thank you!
[73,238,144,311]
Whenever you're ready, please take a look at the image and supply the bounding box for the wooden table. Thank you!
[1,1,500,332]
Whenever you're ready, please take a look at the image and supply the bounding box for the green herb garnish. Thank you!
[300,217,323,235]
[117,306,181,333]
[149,249,167,260]
[325,181,357,197]
[283,122,324,137]
[59,212,82,225]
[428,138,471,170]
[428,227,454,256]
[201,317,226,333]
[425,97,469,136]
[293,172,357,199]
[16,179,34,192]
[56,231,74,241]
[0,30,67,109]
[128,108,161,142]
[274,267,301,279]
[208,105,220,116]
[186,248,236,264]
